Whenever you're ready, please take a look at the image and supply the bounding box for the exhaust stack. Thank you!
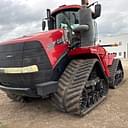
[81,0,89,5]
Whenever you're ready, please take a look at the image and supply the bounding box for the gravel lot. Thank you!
[0,60,128,128]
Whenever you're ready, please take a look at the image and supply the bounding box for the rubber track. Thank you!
[52,59,107,116]
[108,59,124,88]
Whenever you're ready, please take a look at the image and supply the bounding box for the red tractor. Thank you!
[0,0,124,116]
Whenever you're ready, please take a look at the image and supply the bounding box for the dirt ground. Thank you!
[0,60,128,128]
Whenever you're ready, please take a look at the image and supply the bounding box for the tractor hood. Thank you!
[0,29,68,68]
[0,29,68,67]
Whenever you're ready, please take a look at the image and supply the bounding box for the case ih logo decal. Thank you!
[47,38,64,50]
[47,41,56,49]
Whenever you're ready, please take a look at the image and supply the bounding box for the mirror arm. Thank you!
[87,1,98,8]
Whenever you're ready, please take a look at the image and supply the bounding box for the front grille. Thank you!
[0,41,52,88]
[0,43,23,67]
[23,42,51,70]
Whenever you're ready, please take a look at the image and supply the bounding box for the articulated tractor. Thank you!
[0,0,124,116]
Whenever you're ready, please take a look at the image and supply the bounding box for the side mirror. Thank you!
[42,21,46,31]
[93,4,101,19]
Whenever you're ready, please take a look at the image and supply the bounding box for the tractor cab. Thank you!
[42,3,101,47]
[42,5,80,30]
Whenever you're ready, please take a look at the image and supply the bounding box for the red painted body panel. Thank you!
[69,46,115,77]
[104,53,116,66]
[0,29,68,68]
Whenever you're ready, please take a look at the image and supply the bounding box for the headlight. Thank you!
[0,65,39,74]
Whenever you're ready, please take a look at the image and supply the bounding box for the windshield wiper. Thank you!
[62,12,73,31]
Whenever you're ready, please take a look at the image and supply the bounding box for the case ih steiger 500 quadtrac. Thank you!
[0,0,124,116]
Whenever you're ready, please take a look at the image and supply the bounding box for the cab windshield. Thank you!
[55,10,79,29]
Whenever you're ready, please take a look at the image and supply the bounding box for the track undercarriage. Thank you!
[52,59,109,116]
[6,58,124,116]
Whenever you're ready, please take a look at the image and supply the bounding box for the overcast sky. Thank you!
[0,0,127,41]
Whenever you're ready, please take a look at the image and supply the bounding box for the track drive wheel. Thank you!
[52,59,109,116]
[109,59,124,89]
